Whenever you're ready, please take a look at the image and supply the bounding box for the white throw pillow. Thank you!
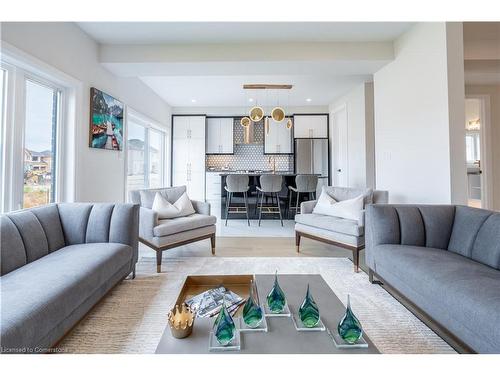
[312,189,364,221]
[152,192,195,219]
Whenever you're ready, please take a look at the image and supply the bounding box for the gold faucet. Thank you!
[268,156,276,173]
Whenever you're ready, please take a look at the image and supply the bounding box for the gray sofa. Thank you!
[0,203,139,353]
[366,204,500,353]
[295,186,388,272]
[130,186,216,273]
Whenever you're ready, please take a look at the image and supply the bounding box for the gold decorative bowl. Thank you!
[167,304,195,339]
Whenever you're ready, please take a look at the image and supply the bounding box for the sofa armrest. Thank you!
[139,207,158,241]
[300,200,317,215]
[192,200,211,215]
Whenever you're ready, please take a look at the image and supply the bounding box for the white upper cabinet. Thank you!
[172,115,206,201]
[206,117,234,154]
[264,118,293,154]
[293,114,328,138]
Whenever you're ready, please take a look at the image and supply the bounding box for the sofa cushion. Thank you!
[471,213,500,270]
[0,243,132,350]
[139,186,187,209]
[418,205,455,250]
[57,203,93,245]
[31,204,65,253]
[373,244,500,353]
[295,213,363,236]
[322,186,373,206]
[152,192,195,219]
[448,205,492,258]
[86,203,115,243]
[154,214,217,237]
[0,216,27,275]
[7,211,49,263]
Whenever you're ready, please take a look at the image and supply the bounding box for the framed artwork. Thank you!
[89,87,124,150]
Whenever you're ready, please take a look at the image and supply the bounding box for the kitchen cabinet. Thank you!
[205,172,222,201]
[264,118,293,154]
[206,117,234,154]
[172,115,206,201]
[293,114,328,138]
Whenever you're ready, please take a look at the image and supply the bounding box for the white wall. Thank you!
[466,84,500,210]
[329,82,375,188]
[373,22,467,204]
[1,22,172,203]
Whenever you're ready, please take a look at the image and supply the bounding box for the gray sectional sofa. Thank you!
[366,204,500,353]
[0,203,139,353]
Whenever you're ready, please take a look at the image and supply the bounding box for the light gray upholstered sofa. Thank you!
[295,187,388,272]
[130,186,216,273]
[0,202,139,353]
[366,204,500,353]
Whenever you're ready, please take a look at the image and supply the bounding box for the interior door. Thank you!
[332,106,349,186]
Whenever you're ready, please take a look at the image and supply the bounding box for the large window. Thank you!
[126,111,166,196]
[0,61,64,212]
[23,79,61,208]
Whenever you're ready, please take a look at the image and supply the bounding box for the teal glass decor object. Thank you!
[266,271,287,313]
[337,294,363,344]
[299,284,320,328]
[243,280,263,328]
[213,297,236,346]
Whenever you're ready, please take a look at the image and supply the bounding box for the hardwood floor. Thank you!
[138,236,368,272]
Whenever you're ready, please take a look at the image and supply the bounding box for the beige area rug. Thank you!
[58,256,455,354]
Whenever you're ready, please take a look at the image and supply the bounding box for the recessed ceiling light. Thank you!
[306,98,312,102]
[248,98,254,102]
[191,99,197,103]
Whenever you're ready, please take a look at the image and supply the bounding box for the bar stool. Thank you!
[256,174,283,226]
[225,174,250,226]
[288,174,318,218]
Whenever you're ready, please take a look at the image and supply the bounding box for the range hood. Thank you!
[235,119,263,145]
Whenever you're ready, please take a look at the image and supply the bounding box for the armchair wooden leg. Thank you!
[295,231,301,253]
[210,233,216,255]
[353,248,360,273]
[156,250,162,273]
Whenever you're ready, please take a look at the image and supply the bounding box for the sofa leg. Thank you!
[369,269,374,283]
[295,231,301,253]
[156,250,162,273]
[353,248,360,273]
[132,265,136,279]
[210,234,216,255]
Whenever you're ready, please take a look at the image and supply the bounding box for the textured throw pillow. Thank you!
[312,189,364,221]
[152,192,195,219]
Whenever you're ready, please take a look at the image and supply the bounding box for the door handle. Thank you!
[337,169,342,172]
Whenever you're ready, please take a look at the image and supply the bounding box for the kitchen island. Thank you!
[212,171,317,220]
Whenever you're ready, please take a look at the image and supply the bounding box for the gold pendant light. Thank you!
[240,116,251,127]
[271,107,286,122]
[286,117,293,130]
[249,106,264,122]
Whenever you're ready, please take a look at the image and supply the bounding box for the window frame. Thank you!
[125,108,168,199]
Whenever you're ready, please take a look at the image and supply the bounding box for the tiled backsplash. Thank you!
[206,118,294,171]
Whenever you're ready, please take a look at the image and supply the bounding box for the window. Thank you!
[23,79,61,208]
[465,132,480,163]
[126,111,166,196]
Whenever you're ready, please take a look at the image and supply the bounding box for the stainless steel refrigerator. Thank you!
[294,138,329,195]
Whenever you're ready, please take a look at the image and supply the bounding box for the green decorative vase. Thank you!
[213,297,236,346]
[299,284,320,328]
[243,280,263,328]
[337,294,363,344]
[267,272,287,313]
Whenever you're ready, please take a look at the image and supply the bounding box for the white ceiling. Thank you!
[77,22,413,107]
[140,74,372,107]
[78,22,413,45]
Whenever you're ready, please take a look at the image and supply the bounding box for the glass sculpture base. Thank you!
[208,330,241,352]
[330,329,368,349]
[237,311,268,333]
[291,312,326,332]
[264,302,291,317]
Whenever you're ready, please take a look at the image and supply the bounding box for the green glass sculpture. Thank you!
[266,271,287,313]
[337,294,363,344]
[243,280,263,328]
[213,296,236,346]
[299,284,320,328]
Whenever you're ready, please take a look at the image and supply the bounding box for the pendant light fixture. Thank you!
[243,83,293,127]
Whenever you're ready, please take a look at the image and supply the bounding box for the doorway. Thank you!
[464,96,492,209]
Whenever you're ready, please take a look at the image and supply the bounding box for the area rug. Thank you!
[58,256,455,354]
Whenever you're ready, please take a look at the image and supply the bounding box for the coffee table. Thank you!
[155,274,379,354]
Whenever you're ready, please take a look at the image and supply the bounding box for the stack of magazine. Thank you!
[185,286,245,318]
